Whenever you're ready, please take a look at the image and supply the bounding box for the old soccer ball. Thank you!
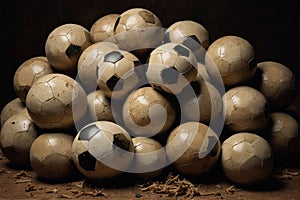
[30,133,76,180]
[221,132,274,185]
[71,121,134,179]
[97,49,142,99]
[26,73,87,130]
[223,86,269,132]
[0,110,38,165]
[146,43,198,94]
[166,122,221,176]
[45,23,92,74]
[205,35,257,86]
[256,61,296,109]
[0,98,25,126]
[86,90,114,122]
[132,137,166,178]
[122,87,176,137]
[90,13,120,43]
[13,56,54,102]
[77,42,119,91]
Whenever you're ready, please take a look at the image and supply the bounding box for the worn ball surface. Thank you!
[13,56,54,102]
[113,8,163,57]
[30,133,75,180]
[132,137,166,178]
[26,73,87,130]
[122,87,176,137]
[0,98,25,126]
[166,122,221,175]
[221,132,274,185]
[147,43,198,94]
[0,111,38,165]
[269,112,299,157]
[256,61,296,109]
[223,86,269,132]
[90,14,120,43]
[87,90,114,122]
[97,49,142,99]
[71,121,134,179]
[205,35,256,86]
[45,23,92,73]
[77,42,119,91]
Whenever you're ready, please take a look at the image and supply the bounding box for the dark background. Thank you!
[0,0,299,111]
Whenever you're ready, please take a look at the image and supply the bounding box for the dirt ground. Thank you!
[0,149,299,200]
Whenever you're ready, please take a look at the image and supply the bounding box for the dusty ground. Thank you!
[0,149,299,200]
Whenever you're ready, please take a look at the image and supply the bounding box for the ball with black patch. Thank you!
[71,121,134,179]
[45,23,92,74]
[111,8,164,61]
[97,50,142,99]
[147,43,198,94]
[164,20,209,62]
[77,42,119,91]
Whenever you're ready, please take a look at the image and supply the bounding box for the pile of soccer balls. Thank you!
[0,8,299,186]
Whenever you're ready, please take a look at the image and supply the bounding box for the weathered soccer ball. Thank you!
[86,90,114,122]
[13,56,54,102]
[97,49,142,99]
[77,42,119,91]
[256,61,296,109]
[223,86,269,132]
[0,110,38,165]
[122,87,176,137]
[71,121,134,179]
[0,98,25,126]
[269,112,299,158]
[90,14,120,43]
[147,43,198,94]
[30,133,75,180]
[205,35,257,86]
[132,137,166,178]
[221,132,274,185]
[26,73,87,130]
[166,122,221,175]
[45,23,92,74]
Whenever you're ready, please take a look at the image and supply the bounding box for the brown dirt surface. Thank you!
[0,150,299,200]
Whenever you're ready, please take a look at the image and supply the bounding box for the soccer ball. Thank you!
[164,20,209,62]
[221,132,274,185]
[166,122,221,176]
[77,42,119,91]
[256,61,296,109]
[45,23,92,74]
[0,110,38,165]
[223,86,269,132]
[0,98,25,126]
[181,80,222,124]
[112,8,164,61]
[30,133,75,180]
[26,73,87,130]
[71,121,134,179]
[146,43,198,94]
[122,87,176,137]
[13,56,54,102]
[97,49,142,99]
[90,14,120,43]
[87,90,114,122]
[269,112,299,158]
[205,35,257,86]
[132,137,166,178]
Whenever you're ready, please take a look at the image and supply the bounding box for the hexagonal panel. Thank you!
[78,151,97,171]
[79,124,100,141]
